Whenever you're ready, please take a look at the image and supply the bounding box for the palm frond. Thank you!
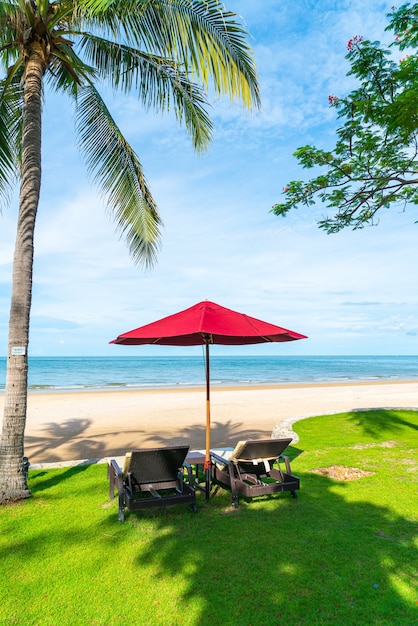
[45,42,97,93]
[0,0,259,255]
[88,0,260,109]
[80,34,213,150]
[163,61,213,151]
[164,0,260,108]
[75,82,162,267]
[0,2,20,70]
[0,75,22,209]
[0,0,20,23]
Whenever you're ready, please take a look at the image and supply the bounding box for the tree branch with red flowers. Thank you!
[272,3,418,232]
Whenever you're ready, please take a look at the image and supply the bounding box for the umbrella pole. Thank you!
[204,342,211,501]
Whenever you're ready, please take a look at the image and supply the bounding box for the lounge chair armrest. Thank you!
[210,452,237,486]
[109,458,123,476]
[210,452,230,465]
[278,454,292,474]
[182,461,194,485]
[108,459,123,500]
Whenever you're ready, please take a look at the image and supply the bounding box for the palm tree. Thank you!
[0,0,260,503]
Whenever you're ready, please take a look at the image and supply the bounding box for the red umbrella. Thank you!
[111,300,307,498]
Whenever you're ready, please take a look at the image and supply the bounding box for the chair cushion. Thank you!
[122,452,132,478]
[230,438,292,463]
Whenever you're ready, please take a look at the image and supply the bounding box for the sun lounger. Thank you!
[108,445,196,521]
[211,438,299,507]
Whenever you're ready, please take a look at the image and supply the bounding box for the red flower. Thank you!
[347,35,363,51]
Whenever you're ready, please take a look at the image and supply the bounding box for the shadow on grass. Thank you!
[29,464,93,493]
[4,414,416,626]
[106,470,416,625]
[347,408,418,437]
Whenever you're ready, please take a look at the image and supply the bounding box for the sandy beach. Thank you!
[1,380,416,464]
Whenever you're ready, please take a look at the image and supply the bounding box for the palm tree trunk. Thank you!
[0,51,44,503]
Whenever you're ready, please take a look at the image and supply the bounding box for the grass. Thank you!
[1,409,417,625]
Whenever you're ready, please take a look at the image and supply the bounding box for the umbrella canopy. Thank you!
[111,299,307,346]
[111,300,307,497]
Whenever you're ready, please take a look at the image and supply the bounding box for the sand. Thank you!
[1,380,416,465]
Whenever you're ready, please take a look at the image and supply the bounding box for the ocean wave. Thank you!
[1,355,418,393]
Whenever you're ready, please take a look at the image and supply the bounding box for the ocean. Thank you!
[1,355,418,393]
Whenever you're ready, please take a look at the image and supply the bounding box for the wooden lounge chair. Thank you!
[211,438,299,507]
[108,445,196,521]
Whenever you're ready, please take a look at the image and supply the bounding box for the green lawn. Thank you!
[1,409,417,625]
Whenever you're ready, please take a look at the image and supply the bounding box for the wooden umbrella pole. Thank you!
[204,342,211,500]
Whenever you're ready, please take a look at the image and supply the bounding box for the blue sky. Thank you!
[1,0,418,357]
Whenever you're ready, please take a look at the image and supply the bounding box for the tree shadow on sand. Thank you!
[24,419,92,459]
[142,419,272,450]
[24,416,271,465]
[24,418,148,463]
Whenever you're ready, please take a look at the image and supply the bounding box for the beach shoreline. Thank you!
[14,376,418,396]
[1,379,416,465]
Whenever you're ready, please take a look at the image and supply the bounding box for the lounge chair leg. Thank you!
[118,492,126,522]
[205,468,211,502]
[291,490,297,498]
[211,484,220,498]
